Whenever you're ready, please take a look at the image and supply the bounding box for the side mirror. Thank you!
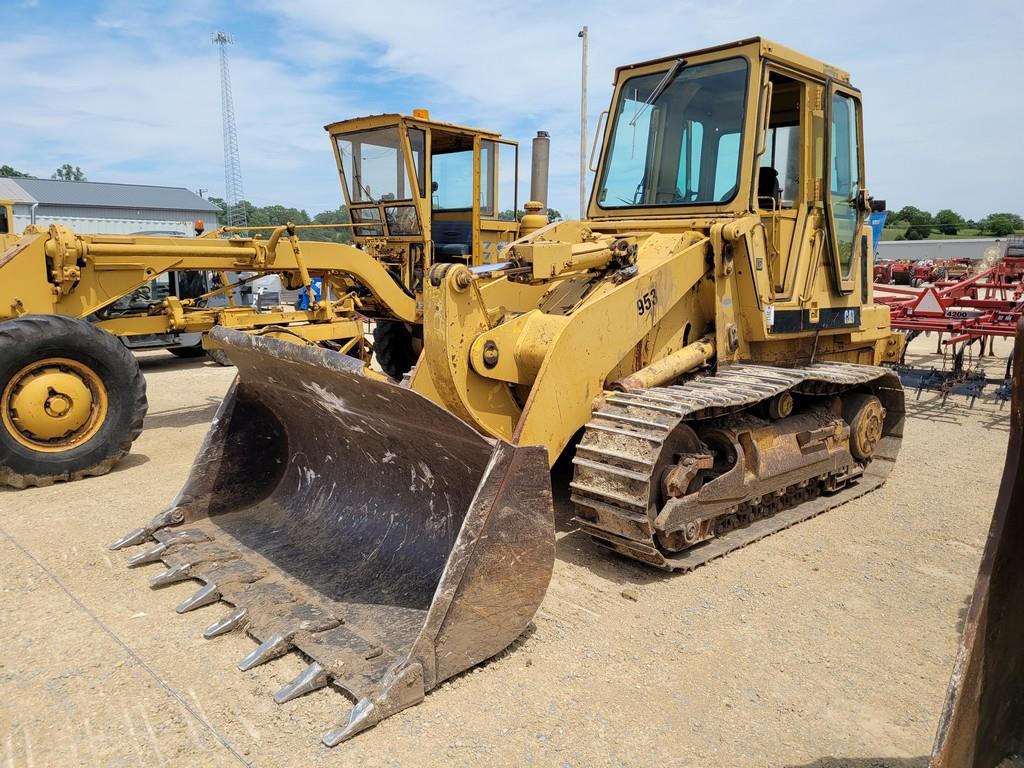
[870,197,886,213]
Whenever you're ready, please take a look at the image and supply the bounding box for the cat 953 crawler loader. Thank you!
[114,38,912,745]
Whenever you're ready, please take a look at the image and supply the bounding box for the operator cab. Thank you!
[588,37,870,300]
[326,112,519,293]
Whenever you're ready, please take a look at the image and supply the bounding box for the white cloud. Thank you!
[0,10,361,214]
[255,0,1024,218]
[2,0,1022,219]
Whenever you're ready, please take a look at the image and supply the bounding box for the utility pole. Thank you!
[578,26,588,220]
[213,31,247,228]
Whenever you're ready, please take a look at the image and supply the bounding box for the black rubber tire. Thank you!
[0,315,148,489]
[372,321,419,381]
[168,344,207,359]
[207,348,233,367]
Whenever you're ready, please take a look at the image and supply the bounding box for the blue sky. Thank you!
[4,0,1022,220]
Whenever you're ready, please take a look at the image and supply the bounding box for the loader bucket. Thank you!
[111,328,554,745]
[930,319,1024,767]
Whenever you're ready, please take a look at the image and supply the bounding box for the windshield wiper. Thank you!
[353,174,378,204]
[629,58,687,127]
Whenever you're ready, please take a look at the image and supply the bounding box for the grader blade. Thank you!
[111,328,554,745]
[931,319,1024,768]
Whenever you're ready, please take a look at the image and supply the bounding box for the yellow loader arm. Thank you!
[0,224,418,324]
[412,225,712,464]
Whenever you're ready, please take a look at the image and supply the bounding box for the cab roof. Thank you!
[615,37,851,84]
[324,112,504,138]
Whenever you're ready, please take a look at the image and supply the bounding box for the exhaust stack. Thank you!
[530,130,550,211]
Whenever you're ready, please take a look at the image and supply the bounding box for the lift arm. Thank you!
[0,224,419,323]
[410,229,710,464]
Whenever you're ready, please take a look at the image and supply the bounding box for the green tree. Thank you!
[892,205,931,225]
[904,225,928,240]
[307,206,353,244]
[207,196,228,218]
[205,197,352,243]
[247,203,311,228]
[933,208,965,235]
[498,207,563,222]
[979,213,1024,237]
[51,164,86,181]
[0,164,33,178]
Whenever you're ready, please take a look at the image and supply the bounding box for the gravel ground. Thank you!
[0,334,1014,767]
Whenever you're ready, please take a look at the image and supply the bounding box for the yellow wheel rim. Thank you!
[1,358,108,452]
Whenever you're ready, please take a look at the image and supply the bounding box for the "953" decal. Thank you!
[636,288,658,316]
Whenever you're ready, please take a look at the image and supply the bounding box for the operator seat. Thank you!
[757,167,781,209]
[432,220,473,261]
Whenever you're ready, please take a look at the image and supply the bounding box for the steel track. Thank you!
[570,363,905,571]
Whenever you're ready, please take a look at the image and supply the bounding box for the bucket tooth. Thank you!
[109,527,148,551]
[322,699,377,747]
[204,606,248,639]
[149,563,192,588]
[127,542,167,567]
[109,506,187,551]
[274,662,328,704]
[128,530,210,566]
[238,632,292,671]
[176,582,221,614]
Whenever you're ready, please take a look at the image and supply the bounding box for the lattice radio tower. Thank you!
[213,31,247,228]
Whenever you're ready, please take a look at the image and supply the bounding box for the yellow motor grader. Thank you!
[0,224,414,488]
[109,36,930,746]
[0,113,536,488]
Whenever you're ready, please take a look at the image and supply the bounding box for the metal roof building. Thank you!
[877,237,1007,262]
[0,177,220,235]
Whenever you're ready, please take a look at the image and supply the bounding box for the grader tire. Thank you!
[0,315,148,489]
[207,348,233,367]
[168,344,207,359]
[373,320,418,381]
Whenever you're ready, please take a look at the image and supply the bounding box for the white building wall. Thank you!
[876,238,1008,262]
[12,213,203,235]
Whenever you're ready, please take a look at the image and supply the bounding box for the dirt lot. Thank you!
[0,335,1014,767]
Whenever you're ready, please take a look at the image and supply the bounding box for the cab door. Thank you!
[824,85,865,294]
[477,138,519,264]
[756,69,810,300]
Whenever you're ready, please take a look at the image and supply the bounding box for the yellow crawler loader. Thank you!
[0,114,533,488]
[113,38,918,744]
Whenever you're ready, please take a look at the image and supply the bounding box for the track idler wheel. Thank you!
[843,393,885,461]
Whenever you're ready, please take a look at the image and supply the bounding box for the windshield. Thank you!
[336,126,415,203]
[596,57,749,209]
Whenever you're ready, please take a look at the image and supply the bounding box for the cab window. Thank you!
[829,92,862,277]
[336,126,413,203]
[597,57,749,208]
